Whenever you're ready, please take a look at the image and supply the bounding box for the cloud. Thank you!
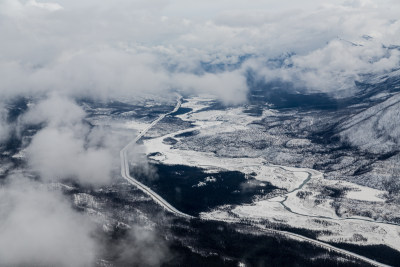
[22,94,157,187]
[0,173,171,267]
[26,127,114,186]
[107,226,170,267]
[23,94,115,186]
[0,104,10,143]
[0,176,97,267]
[174,70,248,105]
[246,36,400,96]
[22,93,86,128]
[0,0,399,103]
[27,0,63,11]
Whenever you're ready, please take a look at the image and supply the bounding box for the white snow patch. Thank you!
[344,184,385,202]
[286,139,312,148]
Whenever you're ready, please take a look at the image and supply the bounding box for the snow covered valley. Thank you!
[123,95,400,257]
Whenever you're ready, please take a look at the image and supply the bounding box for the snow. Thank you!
[73,193,101,209]
[127,95,399,250]
[204,199,400,251]
[144,98,313,192]
[146,132,312,192]
[344,184,385,202]
[11,150,26,159]
[286,139,312,148]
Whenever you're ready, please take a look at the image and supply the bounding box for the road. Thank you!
[266,229,391,267]
[203,214,391,267]
[120,95,193,219]
[276,167,400,227]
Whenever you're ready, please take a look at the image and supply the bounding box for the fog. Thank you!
[0,176,97,267]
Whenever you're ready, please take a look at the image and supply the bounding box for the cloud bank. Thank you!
[0,0,398,104]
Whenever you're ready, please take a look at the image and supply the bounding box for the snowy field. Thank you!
[123,95,400,250]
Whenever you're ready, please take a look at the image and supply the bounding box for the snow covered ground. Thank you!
[204,199,400,250]
[345,184,385,202]
[127,95,400,250]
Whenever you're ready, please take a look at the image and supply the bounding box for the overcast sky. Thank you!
[0,0,399,102]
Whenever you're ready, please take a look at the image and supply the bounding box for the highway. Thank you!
[119,95,193,219]
[267,229,391,267]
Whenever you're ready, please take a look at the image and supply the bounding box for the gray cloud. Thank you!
[1,0,399,103]
[246,37,400,96]
[0,176,97,267]
[0,104,10,143]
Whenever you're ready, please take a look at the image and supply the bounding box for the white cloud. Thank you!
[251,37,400,95]
[0,176,97,267]
[22,93,85,127]
[0,0,398,103]
[26,127,114,186]
[174,70,248,105]
[27,0,63,11]
[24,94,115,186]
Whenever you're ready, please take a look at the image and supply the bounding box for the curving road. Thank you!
[276,166,400,227]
